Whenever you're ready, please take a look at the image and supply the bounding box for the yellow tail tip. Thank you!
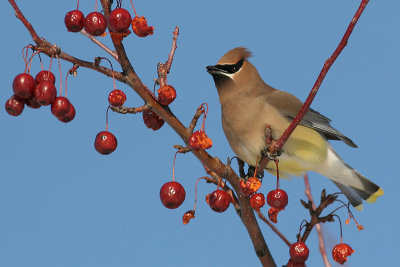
[354,204,364,211]
[366,187,384,204]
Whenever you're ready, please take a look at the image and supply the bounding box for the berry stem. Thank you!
[22,46,29,73]
[38,53,44,70]
[105,105,111,131]
[171,151,180,182]
[95,0,98,12]
[27,51,40,74]
[65,70,70,98]
[274,160,280,189]
[130,0,138,17]
[98,57,117,90]
[193,177,207,212]
[57,56,63,96]
[76,0,80,10]
[200,103,208,132]
[333,214,343,244]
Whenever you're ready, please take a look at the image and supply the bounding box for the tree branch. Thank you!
[304,174,332,267]
[258,0,370,171]
[80,29,119,61]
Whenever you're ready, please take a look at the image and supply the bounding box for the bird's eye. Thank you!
[216,59,244,74]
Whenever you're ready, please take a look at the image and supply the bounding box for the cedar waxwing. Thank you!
[206,47,383,210]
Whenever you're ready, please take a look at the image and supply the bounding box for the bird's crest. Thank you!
[217,47,252,65]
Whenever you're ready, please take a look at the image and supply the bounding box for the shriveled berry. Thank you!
[239,177,261,196]
[35,70,56,85]
[289,242,309,263]
[208,190,230,213]
[160,181,186,209]
[250,193,265,211]
[85,12,107,36]
[142,110,164,130]
[58,102,76,123]
[108,89,126,107]
[268,207,280,223]
[65,10,85,32]
[34,81,56,106]
[332,243,354,264]
[108,8,132,33]
[131,16,154,37]
[51,97,71,118]
[267,189,288,210]
[157,85,176,105]
[12,73,36,99]
[5,95,24,116]
[94,131,117,155]
[189,130,212,149]
[182,210,195,225]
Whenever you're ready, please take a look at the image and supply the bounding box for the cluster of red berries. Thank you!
[93,88,127,155]
[142,84,177,131]
[65,3,153,38]
[6,71,75,122]
[239,162,288,224]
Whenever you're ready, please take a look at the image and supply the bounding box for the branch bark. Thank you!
[7,0,370,266]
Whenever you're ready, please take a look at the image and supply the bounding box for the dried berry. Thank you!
[189,130,212,149]
[332,243,354,264]
[157,85,176,105]
[131,16,154,37]
[239,177,261,196]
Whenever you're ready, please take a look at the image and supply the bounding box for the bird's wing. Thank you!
[265,90,357,148]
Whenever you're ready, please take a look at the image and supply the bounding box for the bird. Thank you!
[206,47,383,210]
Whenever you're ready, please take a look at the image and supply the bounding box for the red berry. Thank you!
[94,131,117,155]
[332,243,354,264]
[157,85,176,105]
[5,95,24,116]
[142,110,165,130]
[58,102,76,123]
[286,259,305,267]
[65,10,85,32]
[51,97,71,118]
[34,81,57,106]
[108,8,132,33]
[85,12,107,36]
[208,190,230,213]
[289,242,309,263]
[108,89,126,107]
[160,181,186,209]
[131,16,154,37]
[24,95,41,109]
[35,70,56,85]
[267,189,288,210]
[12,73,36,99]
[250,193,265,210]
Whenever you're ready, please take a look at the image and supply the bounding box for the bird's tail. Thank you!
[319,147,384,211]
[331,167,384,211]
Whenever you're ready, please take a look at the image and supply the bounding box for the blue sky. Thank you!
[0,1,398,266]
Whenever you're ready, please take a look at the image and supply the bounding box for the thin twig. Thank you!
[256,210,291,247]
[188,104,206,134]
[258,0,370,171]
[304,174,332,267]
[110,105,149,114]
[80,29,119,61]
[165,26,179,73]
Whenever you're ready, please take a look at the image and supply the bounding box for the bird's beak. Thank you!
[206,65,227,75]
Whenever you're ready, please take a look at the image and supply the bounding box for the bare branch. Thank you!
[80,29,119,61]
[304,174,332,267]
[258,0,370,171]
